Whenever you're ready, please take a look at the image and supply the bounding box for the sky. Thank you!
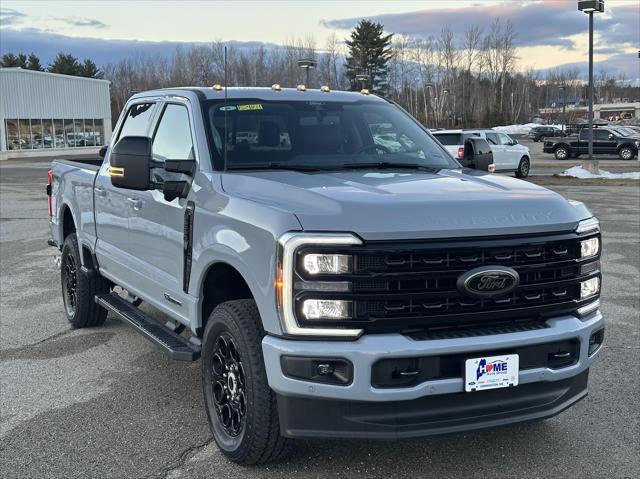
[1,0,639,79]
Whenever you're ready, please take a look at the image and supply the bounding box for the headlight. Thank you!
[277,233,363,337]
[580,277,600,299]
[302,299,352,320]
[580,237,600,258]
[302,253,352,275]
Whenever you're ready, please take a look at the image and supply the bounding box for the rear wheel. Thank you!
[618,146,635,160]
[61,233,109,328]
[202,300,291,465]
[554,146,570,160]
[515,157,530,178]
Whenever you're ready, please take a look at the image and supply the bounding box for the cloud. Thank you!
[322,0,638,51]
[0,7,26,26]
[60,17,108,29]
[0,28,281,67]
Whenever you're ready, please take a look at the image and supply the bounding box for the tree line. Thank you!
[2,19,636,128]
[0,51,103,78]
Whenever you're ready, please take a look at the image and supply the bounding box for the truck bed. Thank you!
[54,157,103,170]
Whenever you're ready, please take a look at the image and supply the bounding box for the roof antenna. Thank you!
[223,45,228,170]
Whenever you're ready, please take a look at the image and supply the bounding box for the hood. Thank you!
[221,169,592,240]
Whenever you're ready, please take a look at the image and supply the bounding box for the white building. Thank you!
[0,68,111,160]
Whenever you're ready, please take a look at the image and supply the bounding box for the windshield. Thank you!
[204,99,457,170]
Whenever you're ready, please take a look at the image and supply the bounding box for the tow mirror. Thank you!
[99,145,108,158]
[109,136,152,190]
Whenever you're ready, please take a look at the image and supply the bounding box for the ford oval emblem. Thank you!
[457,266,520,298]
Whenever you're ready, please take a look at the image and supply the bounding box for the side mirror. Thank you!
[512,139,518,145]
[99,145,108,158]
[109,136,152,190]
[608,134,614,140]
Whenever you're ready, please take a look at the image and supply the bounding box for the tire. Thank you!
[202,299,291,465]
[554,146,570,160]
[618,146,635,161]
[60,233,109,328]
[515,157,530,178]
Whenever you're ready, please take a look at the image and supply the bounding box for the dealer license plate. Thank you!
[465,354,519,392]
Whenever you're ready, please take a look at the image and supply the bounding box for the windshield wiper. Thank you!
[338,161,438,172]
[227,163,323,172]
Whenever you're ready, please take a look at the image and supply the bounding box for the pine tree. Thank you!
[48,53,81,76]
[344,20,393,95]
[78,58,103,78]
[27,53,44,71]
[0,52,27,68]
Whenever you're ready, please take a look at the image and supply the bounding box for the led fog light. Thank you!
[580,277,600,299]
[302,299,352,320]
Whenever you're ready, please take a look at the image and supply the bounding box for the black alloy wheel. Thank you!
[211,333,247,437]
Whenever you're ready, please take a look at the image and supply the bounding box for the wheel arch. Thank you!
[198,261,256,337]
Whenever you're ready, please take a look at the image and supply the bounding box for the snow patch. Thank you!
[559,166,640,180]
[492,123,563,135]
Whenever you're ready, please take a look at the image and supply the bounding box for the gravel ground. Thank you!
[1,159,638,479]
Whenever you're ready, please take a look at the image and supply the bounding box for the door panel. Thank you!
[125,102,196,313]
[94,102,158,284]
[485,132,508,170]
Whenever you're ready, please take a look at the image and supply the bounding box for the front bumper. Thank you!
[277,370,588,439]
[262,311,604,438]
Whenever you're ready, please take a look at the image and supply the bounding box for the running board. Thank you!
[95,293,200,361]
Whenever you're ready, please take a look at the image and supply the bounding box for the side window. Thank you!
[117,103,156,141]
[486,132,499,145]
[594,130,610,141]
[498,133,512,145]
[152,104,194,161]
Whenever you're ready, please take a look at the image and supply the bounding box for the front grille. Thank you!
[294,231,600,333]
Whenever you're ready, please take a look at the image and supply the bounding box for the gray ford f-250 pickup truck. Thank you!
[48,86,604,465]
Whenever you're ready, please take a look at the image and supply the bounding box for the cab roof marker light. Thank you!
[576,217,600,234]
[212,84,223,92]
[320,85,330,93]
[297,84,307,92]
[272,83,282,91]
[361,89,370,95]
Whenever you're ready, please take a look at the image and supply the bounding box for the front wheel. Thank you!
[60,233,109,328]
[619,146,635,161]
[515,157,530,178]
[201,300,291,465]
[554,146,570,160]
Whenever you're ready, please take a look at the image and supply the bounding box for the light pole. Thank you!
[426,83,437,128]
[297,59,317,87]
[443,89,450,127]
[559,85,567,132]
[578,0,604,174]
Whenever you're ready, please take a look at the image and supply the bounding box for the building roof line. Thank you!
[0,67,111,84]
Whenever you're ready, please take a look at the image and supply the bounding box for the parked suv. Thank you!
[433,129,531,177]
[47,87,604,465]
[527,126,565,142]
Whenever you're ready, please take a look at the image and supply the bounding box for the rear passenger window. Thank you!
[117,103,156,140]
[153,104,194,161]
[434,134,462,145]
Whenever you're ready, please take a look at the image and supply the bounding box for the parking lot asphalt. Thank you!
[1,159,639,479]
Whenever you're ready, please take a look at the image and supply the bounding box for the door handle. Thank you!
[127,197,142,210]
[95,186,106,197]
